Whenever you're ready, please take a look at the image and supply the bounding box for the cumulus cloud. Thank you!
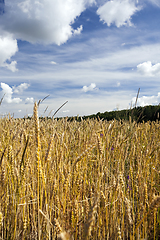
[25,97,34,104]
[4,60,18,72]
[137,61,160,76]
[73,25,83,35]
[82,83,98,92]
[0,0,95,45]
[132,92,160,107]
[0,82,22,103]
[13,83,30,94]
[0,82,30,104]
[62,110,70,113]
[0,35,18,71]
[50,61,57,65]
[97,0,141,27]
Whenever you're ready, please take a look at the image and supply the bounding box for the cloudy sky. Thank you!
[0,0,160,118]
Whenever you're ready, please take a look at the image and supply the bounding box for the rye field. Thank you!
[0,102,160,240]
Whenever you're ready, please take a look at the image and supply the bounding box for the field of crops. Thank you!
[0,102,160,239]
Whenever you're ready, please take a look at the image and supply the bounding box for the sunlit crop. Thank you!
[0,103,160,239]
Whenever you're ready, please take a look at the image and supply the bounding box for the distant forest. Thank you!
[65,104,160,123]
[35,104,160,122]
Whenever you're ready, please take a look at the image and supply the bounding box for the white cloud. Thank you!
[62,110,70,113]
[73,25,83,35]
[0,0,95,45]
[0,82,22,103]
[4,60,18,72]
[13,83,30,94]
[50,61,57,65]
[25,97,34,104]
[137,61,160,76]
[0,82,30,104]
[0,35,18,72]
[132,92,160,107]
[97,0,141,27]
[117,81,121,87]
[82,83,97,92]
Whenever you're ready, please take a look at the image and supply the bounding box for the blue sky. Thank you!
[0,0,160,118]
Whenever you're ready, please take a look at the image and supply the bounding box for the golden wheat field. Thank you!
[0,102,160,240]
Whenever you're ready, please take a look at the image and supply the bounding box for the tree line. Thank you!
[66,104,160,123]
